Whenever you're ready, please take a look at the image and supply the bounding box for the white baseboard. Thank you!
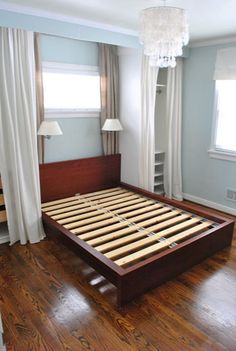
[183,193,236,216]
[0,234,9,244]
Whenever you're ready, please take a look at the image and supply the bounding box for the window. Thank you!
[42,62,101,118]
[209,80,236,161]
[209,46,236,161]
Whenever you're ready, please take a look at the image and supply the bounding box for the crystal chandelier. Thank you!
[139,5,189,68]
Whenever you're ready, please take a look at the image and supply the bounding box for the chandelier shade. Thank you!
[139,6,189,68]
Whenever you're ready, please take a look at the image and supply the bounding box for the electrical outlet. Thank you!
[226,188,236,202]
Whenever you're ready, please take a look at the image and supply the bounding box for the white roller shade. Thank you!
[214,46,236,80]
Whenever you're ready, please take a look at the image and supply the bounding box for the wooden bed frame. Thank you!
[40,154,234,306]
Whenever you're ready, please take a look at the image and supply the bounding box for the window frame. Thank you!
[208,80,236,162]
[42,61,101,118]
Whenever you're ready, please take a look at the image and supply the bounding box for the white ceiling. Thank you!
[1,0,236,44]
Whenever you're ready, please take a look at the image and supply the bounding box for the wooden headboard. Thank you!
[39,154,121,203]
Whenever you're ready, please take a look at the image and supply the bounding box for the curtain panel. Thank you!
[139,55,159,191]
[164,58,183,200]
[0,27,45,244]
[98,43,120,155]
[34,32,45,164]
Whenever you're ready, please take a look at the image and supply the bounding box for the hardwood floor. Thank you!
[0,203,235,351]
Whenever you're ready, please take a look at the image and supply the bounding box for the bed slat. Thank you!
[105,217,203,260]
[59,200,156,226]
[87,210,181,246]
[77,187,122,198]
[95,213,191,252]
[42,189,127,212]
[51,197,149,220]
[106,198,155,211]
[46,202,91,216]
[64,212,115,229]
[41,187,122,208]
[115,222,212,266]
[78,207,172,240]
[79,189,127,202]
[119,203,162,219]
[74,207,170,236]
[59,210,112,226]
[42,195,81,208]
[45,193,137,216]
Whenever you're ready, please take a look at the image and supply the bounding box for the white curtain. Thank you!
[164,58,183,200]
[0,27,45,245]
[139,55,159,191]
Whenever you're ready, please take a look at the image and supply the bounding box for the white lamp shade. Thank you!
[38,121,63,136]
[102,119,123,131]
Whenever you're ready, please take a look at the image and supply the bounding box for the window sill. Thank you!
[208,149,236,162]
[45,109,100,118]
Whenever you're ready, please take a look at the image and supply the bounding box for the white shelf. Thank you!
[154,181,164,186]
[154,151,165,195]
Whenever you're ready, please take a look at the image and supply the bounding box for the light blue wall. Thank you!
[183,44,236,212]
[40,34,102,162]
[0,9,139,48]
[44,117,102,163]
[41,34,98,65]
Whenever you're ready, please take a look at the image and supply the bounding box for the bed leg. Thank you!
[117,279,127,308]
[117,278,135,307]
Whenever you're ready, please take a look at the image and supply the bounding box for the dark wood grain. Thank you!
[0,202,235,350]
[39,154,121,203]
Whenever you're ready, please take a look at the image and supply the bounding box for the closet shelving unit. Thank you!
[154,151,165,195]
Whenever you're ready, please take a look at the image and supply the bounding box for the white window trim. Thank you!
[43,61,99,75]
[43,61,101,118]
[208,148,236,162]
[45,109,100,118]
[208,81,236,162]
